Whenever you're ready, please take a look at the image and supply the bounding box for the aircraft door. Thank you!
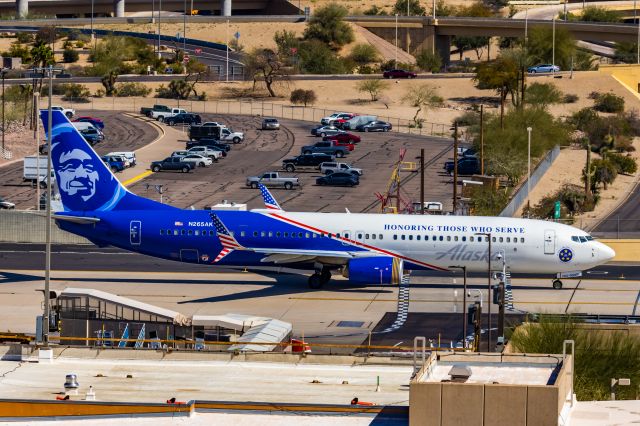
[129,221,141,245]
[544,230,555,254]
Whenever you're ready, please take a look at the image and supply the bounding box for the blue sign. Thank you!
[234,31,240,39]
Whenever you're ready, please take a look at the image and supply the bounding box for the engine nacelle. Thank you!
[343,256,403,285]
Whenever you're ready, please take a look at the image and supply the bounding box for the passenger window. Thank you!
[409,235,413,241]
[312,233,317,238]
[470,236,474,242]
[277,232,281,237]
[253,231,258,237]
[492,237,496,242]
[506,237,510,243]
[241,231,246,237]
[160,229,164,235]
[173,230,178,235]
[336,233,341,238]
[167,229,171,235]
[425,235,429,241]
[393,235,398,240]
[181,230,185,235]
[439,236,444,241]
[462,236,466,242]
[269,232,273,237]
[365,234,370,239]
[358,233,363,239]
[188,230,193,235]
[261,231,266,237]
[401,235,406,240]
[372,234,376,240]
[521,238,525,243]
[298,232,303,238]
[447,236,451,241]
[454,236,458,241]
[416,235,420,241]
[194,230,200,236]
[305,233,310,238]
[499,237,503,242]
[379,234,383,240]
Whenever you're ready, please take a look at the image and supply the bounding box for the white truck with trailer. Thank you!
[23,156,56,187]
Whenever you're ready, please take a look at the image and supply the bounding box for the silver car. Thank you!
[262,118,280,130]
[180,154,213,167]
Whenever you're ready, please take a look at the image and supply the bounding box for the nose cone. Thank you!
[598,242,616,263]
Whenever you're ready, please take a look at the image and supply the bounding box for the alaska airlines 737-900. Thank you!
[41,111,615,289]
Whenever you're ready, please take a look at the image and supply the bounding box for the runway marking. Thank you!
[633,291,640,316]
[289,297,637,305]
[122,170,153,187]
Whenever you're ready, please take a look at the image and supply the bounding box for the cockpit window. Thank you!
[572,235,594,243]
[586,236,594,241]
[571,236,579,242]
[579,236,588,243]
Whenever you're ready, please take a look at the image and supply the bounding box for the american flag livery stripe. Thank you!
[210,212,242,263]
[258,184,282,210]
[266,212,449,272]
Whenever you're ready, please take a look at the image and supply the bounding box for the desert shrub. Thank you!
[528,184,595,220]
[356,78,389,101]
[62,48,79,63]
[525,82,563,107]
[380,59,415,71]
[115,82,151,97]
[593,92,625,113]
[608,152,638,175]
[455,110,480,127]
[15,32,33,44]
[562,93,579,103]
[59,83,90,102]
[75,40,85,49]
[363,5,387,15]
[415,49,442,72]
[470,185,510,216]
[289,88,317,106]
[303,3,354,50]
[348,43,379,66]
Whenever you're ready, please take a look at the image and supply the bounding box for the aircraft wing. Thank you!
[53,215,101,224]
[251,248,379,265]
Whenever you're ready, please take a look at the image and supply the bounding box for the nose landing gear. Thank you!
[552,279,563,290]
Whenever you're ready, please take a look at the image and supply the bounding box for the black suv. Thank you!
[282,153,334,172]
[150,157,194,173]
[166,113,202,126]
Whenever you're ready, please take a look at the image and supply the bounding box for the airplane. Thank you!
[41,110,615,290]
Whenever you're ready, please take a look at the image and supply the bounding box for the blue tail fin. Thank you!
[40,110,173,212]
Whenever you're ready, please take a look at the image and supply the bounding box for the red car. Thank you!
[327,139,355,151]
[323,132,361,144]
[333,113,357,127]
[383,69,417,79]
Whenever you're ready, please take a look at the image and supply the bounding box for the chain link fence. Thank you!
[61,96,452,138]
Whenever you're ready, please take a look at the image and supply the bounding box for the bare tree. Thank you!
[402,83,443,127]
[245,48,290,97]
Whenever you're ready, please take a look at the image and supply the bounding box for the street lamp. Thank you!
[183,0,187,53]
[552,17,556,75]
[90,0,94,46]
[527,126,532,216]
[34,65,63,346]
[475,232,492,352]
[157,0,162,59]
[449,265,467,346]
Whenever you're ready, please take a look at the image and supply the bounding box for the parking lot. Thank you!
[129,114,454,213]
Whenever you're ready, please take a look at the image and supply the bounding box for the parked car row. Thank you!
[150,132,237,173]
[444,146,481,175]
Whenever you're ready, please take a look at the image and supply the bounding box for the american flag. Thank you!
[175,221,183,226]
[210,212,242,262]
[258,183,282,210]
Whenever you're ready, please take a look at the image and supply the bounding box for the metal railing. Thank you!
[60,96,452,138]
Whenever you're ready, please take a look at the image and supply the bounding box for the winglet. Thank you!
[258,183,283,211]
[209,212,243,262]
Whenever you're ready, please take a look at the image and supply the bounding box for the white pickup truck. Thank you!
[246,172,300,190]
[23,156,56,187]
[151,108,187,122]
[52,105,75,118]
[320,162,363,176]
[187,146,223,161]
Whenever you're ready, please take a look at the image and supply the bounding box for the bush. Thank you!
[348,43,379,66]
[563,93,579,103]
[75,40,85,49]
[363,5,387,15]
[303,3,354,50]
[380,59,415,72]
[455,110,480,127]
[298,39,346,74]
[356,78,389,101]
[594,92,625,113]
[289,88,317,106]
[60,83,90,102]
[115,82,151,97]
[528,184,595,220]
[470,185,510,216]
[608,152,638,175]
[15,32,33,44]
[62,48,79,63]
[525,82,563,107]
[415,49,442,72]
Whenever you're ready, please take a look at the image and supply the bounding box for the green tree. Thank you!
[435,0,455,16]
[579,6,620,23]
[453,36,490,60]
[415,49,442,72]
[614,42,637,63]
[298,39,345,74]
[30,39,54,68]
[356,78,389,101]
[363,5,387,15]
[525,82,563,108]
[402,83,443,127]
[393,0,426,16]
[303,3,354,50]
[527,26,576,71]
[245,48,289,97]
[348,43,380,67]
[62,48,79,63]
[455,1,493,17]
[474,54,521,126]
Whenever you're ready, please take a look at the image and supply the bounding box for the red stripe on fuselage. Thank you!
[267,212,448,272]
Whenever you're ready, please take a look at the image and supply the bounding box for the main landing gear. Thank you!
[552,279,563,290]
[308,267,331,289]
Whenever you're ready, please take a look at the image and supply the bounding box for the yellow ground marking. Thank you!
[122,170,153,187]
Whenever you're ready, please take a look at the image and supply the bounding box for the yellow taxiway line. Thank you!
[122,170,153,187]
[289,297,637,306]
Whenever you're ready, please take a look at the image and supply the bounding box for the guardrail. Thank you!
[61,96,452,138]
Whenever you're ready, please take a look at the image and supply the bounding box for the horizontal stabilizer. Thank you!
[53,215,101,224]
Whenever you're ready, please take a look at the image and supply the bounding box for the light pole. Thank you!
[524,8,528,49]
[34,92,40,210]
[90,0,94,46]
[395,14,398,65]
[552,17,556,75]
[183,0,187,53]
[157,0,162,59]
[475,232,492,352]
[468,288,483,352]
[1,68,7,156]
[496,250,507,344]
[527,126,532,216]
[449,265,468,347]
[226,19,230,82]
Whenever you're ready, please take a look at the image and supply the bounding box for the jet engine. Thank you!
[342,256,403,285]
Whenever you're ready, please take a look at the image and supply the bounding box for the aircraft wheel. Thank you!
[308,274,323,289]
[552,279,563,290]
[320,268,331,285]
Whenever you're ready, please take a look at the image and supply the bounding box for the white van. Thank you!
[72,122,98,132]
[107,151,136,167]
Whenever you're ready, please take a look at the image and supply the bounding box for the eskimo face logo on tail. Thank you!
[44,111,125,212]
[58,149,99,201]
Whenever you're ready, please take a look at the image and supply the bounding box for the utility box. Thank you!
[2,57,21,69]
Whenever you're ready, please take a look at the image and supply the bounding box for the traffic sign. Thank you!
[183,54,190,63]
[554,201,561,219]
[195,48,202,54]
[234,31,240,39]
